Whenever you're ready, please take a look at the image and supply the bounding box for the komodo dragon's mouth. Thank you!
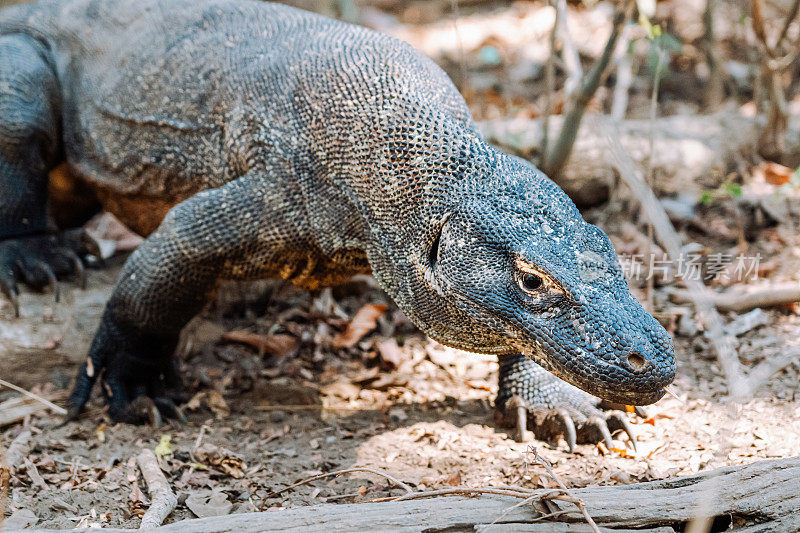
[520,345,671,406]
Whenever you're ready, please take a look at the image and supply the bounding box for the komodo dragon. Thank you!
[0,0,675,449]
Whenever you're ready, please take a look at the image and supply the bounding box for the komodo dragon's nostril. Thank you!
[626,352,648,372]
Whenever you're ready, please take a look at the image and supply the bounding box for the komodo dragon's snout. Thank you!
[421,155,675,406]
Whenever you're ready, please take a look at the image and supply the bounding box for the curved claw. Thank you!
[0,272,20,317]
[588,416,614,450]
[58,247,86,289]
[150,403,163,428]
[606,411,637,452]
[34,260,60,302]
[63,228,103,265]
[554,408,577,453]
[0,230,105,315]
[154,397,188,425]
[515,405,530,442]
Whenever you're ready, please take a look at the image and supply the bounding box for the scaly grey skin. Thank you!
[0,0,674,448]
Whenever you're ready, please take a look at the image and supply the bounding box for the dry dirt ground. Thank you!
[2,201,800,530]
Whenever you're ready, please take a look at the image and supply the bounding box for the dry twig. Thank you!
[668,283,800,313]
[527,447,600,533]
[542,2,629,177]
[541,0,558,163]
[390,487,548,502]
[136,449,177,528]
[751,0,800,159]
[702,0,724,109]
[0,378,67,416]
[264,466,414,501]
[555,0,582,99]
[744,347,800,395]
[4,429,32,471]
[611,24,634,121]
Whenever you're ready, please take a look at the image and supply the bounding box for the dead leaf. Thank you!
[610,447,635,459]
[205,390,230,418]
[154,434,173,457]
[222,331,300,357]
[186,390,230,418]
[322,380,360,400]
[351,367,380,383]
[446,472,462,486]
[23,459,48,489]
[193,443,247,478]
[376,338,404,368]
[186,490,232,518]
[758,161,793,186]
[332,303,388,348]
[4,509,38,529]
[370,372,409,390]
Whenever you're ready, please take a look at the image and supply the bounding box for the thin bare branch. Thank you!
[265,466,414,500]
[0,378,67,416]
[556,0,582,99]
[743,347,800,396]
[543,4,629,177]
[668,283,800,313]
[776,0,800,51]
[702,0,724,109]
[611,25,634,121]
[528,447,600,533]
[541,0,558,165]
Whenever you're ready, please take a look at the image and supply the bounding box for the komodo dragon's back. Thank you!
[0,0,471,235]
[0,0,674,447]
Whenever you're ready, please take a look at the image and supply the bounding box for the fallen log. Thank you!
[479,112,800,206]
[12,457,800,532]
[668,283,800,313]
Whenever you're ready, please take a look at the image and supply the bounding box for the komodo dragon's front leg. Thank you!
[0,35,100,316]
[67,172,299,422]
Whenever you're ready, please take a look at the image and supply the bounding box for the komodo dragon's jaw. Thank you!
[402,152,675,406]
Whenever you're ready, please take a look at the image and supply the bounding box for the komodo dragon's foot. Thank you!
[66,319,189,426]
[0,228,102,316]
[495,354,643,453]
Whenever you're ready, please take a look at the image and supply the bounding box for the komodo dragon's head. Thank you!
[415,152,675,405]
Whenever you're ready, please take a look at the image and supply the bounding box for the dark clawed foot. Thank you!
[496,355,641,453]
[496,394,638,453]
[110,396,187,426]
[103,368,187,427]
[67,324,186,426]
[0,229,102,316]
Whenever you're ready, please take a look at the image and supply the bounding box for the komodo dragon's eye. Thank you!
[517,272,543,293]
[514,259,564,297]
